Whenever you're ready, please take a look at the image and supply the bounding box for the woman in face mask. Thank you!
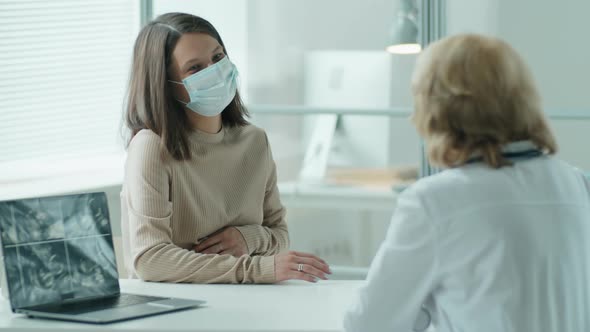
[343,34,590,332]
[121,12,331,284]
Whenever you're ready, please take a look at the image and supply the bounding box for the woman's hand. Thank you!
[275,251,332,283]
[193,227,249,257]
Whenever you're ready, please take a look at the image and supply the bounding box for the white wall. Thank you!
[496,1,590,112]
[446,0,499,35]
[447,0,590,113]
[247,0,396,104]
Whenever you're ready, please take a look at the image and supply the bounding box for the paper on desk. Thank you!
[324,166,418,190]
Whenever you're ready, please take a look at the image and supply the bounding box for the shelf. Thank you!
[247,104,590,120]
[248,104,412,117]
[278,181,398,211]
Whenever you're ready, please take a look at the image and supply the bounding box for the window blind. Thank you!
[0,0,137,166]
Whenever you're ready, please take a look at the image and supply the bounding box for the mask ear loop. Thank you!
[168,80,190,105]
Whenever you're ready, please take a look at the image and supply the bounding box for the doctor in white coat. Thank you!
[344,34,590,332]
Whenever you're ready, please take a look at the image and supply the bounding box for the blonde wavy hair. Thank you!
[411,34,557,168]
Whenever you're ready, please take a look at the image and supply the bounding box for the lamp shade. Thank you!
[386,0,421,54]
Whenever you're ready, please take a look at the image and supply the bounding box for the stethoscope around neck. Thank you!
[465,148,544,165]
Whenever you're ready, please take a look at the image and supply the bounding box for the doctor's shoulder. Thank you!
[553,158,590,191]
[395,167,475,219]
[405,167,469,198]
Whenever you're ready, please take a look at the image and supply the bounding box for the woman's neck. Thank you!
[186,111,222,134]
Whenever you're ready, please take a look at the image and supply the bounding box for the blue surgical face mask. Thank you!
[169,56,238,117]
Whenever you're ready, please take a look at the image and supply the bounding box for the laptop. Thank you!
[0,192,204,324]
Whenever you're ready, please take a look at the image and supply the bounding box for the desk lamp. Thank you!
[387,0,421,54]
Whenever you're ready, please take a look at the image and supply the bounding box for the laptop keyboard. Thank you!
[27,294,167,315]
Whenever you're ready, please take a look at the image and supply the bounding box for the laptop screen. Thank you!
[0,192,119,309]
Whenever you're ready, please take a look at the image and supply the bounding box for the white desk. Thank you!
[0,279,363,332]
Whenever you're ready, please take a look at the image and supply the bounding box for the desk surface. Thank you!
[0,279,363,332]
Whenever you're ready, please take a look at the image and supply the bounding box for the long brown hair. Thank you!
[124,12,249,160]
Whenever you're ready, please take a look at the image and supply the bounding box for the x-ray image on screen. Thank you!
[0,203,17,245]
[62,193,110,238]
[67,237,118,298]
[0,193,119,310]
[4,243,71,309]
[0,197,65,245]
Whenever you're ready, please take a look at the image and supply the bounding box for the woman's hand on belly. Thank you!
[193,227,249,257]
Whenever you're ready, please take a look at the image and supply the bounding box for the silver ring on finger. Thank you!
[297,263,304,272]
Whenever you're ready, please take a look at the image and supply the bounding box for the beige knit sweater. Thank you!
[120,125,289,283]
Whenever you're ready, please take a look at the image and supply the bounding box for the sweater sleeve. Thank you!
[235,132,290,256]
[124,131,275,283]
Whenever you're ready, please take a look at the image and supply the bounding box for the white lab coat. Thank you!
[344,141,590,332]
